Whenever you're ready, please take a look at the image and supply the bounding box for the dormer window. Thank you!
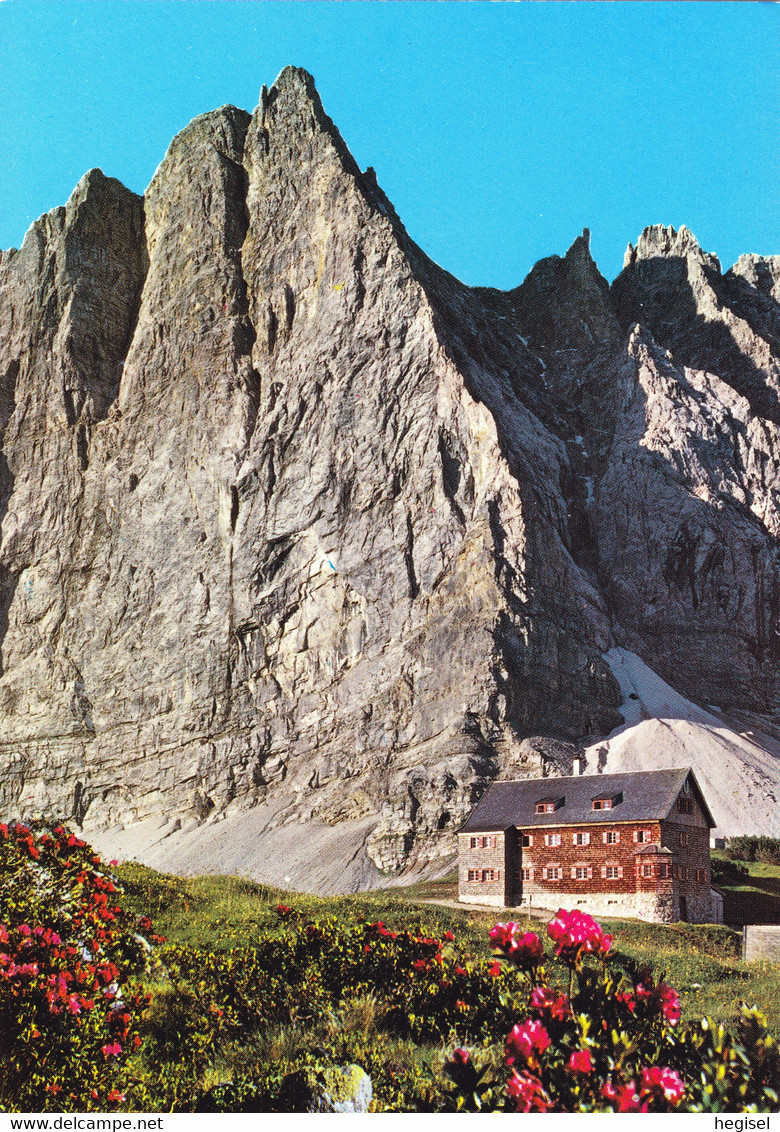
[535,796,564,814]
[592,791,623,811]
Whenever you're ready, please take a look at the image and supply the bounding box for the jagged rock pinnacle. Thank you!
[1,69,779,888]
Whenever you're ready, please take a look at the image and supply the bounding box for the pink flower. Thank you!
[490,922,544,969]
[547,909,611,966]
[508,931,545,968]
[635,979,681,1025]
[615,990,636,1013]
[601,1080,647,1113]
[657,981,681,1026]
[100,1042,122,1058]
[505,1019,551,1066]
[529,985,572,1021]
[567,1049,594,1075]
[507,1071,550,1113]
[489,921,521,950]
[639,1066,685,1107]
[450,1047,470,1066]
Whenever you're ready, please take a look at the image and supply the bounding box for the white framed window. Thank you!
[470,835,497,848]
[545,866,560,880]
[603,830,620,845]
[467,869,480,882]
[520,867,533,881]
[482,869,499,882]
[642,864,653,878]
[633,829,651,843]
[679,832,689,846]
[658,863,669,879]
[602,865,623,880]
[545,833,561,847]
[573,831,591,846]
[520,833,533,847]
[571,866,592,880]
[592,798,612,810]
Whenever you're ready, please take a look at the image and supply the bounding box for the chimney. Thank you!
[573,754,586,776]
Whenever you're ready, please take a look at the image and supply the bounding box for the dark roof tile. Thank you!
[459,768,714,832]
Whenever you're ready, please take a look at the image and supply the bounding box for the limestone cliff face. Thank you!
[1,68,778,881]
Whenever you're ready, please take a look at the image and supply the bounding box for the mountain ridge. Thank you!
[1,66,778,888]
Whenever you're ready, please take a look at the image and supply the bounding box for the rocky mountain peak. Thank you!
[1,69,779,889]
[623,223,721,274]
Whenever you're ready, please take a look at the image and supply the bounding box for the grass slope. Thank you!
[117,860,780,1037]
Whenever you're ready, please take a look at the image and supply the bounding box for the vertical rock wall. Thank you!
[1,69,779,880]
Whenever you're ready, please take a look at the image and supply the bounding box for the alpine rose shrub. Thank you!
[0,822,162,1112]
[443,907,780,1113]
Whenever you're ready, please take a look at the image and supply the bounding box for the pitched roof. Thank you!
[459,767,715,833]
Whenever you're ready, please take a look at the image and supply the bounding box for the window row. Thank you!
[517,864,708,883]
[466,868,499,882]
[640,864,706,882]
[520,829,653,848]
[522,864,625,881]
[468,836,497,848]
[534,792,624,814]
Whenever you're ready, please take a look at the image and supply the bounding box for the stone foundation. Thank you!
[744,926,780,962]
[505,888,722,924]
[458,892,508,908]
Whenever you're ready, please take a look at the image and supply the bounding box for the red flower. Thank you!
[488,961,502,977]
[529,985,572,1021]
[444,930,455,942]
[639,1066,685,1107]
[657,981,682,1026]
[489,921,521,950]
[451,1047,470,1066]
[505,1019,551,1066]
[615,989,636,1013]
[547,909,612,966]
[567,1048,594,1075]
[601,1080,647,1113]
[507,1071,550,1113]
[635,979,681,1025]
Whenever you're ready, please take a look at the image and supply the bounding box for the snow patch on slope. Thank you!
[585,649,780,838]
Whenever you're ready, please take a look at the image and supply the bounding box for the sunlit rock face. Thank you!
[1,68,778,887]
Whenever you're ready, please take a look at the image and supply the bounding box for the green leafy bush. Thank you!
[727,837,780,866]
[441,909,780,1113]
[0,822,162,1112]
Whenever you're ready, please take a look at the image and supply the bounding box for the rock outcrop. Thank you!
[1,68,778,887]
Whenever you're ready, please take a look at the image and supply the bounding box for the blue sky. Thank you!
[0,1,777,286]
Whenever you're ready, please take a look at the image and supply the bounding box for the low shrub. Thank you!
[727,837,780,866]
[442,909,780,1113]
[0,822,163,1112]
